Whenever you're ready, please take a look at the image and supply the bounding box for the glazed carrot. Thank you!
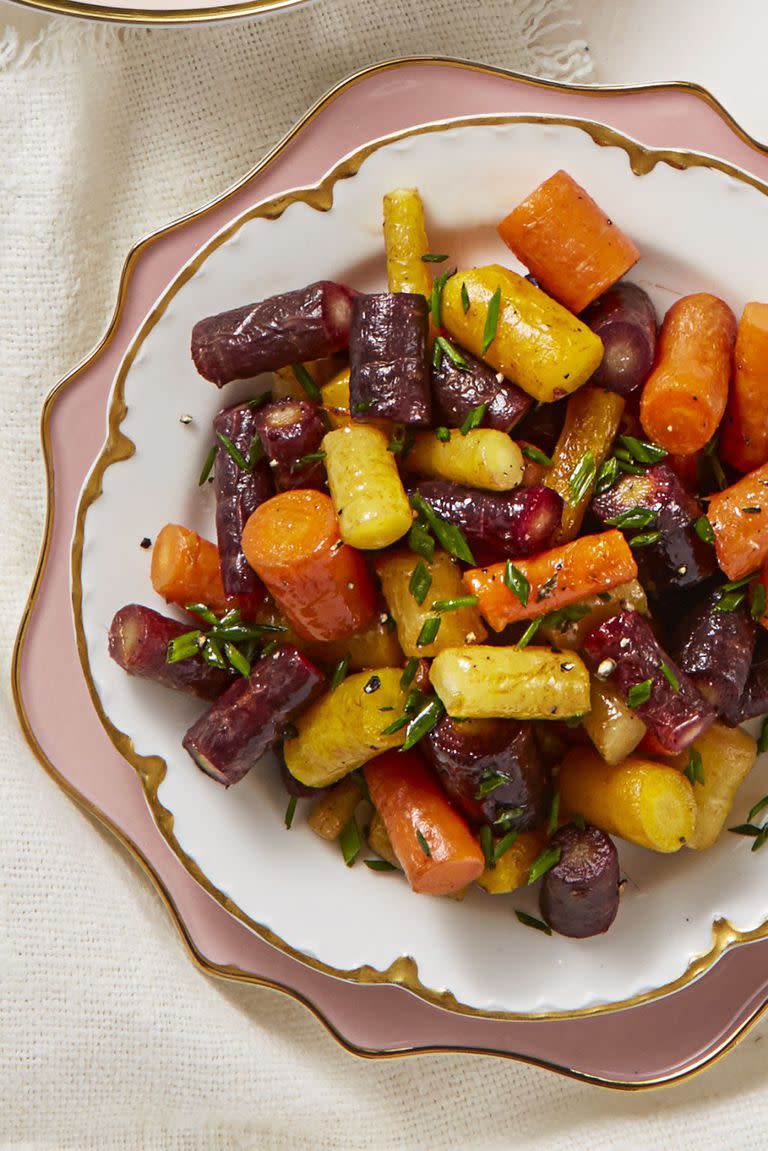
[151,524,263,617]
[382,188,433,299]
[365,750,485,896]
[241,490,376,642]
[476,828,547,894]
[707,462,768,580]
[320,369,391,434]
[640,294,736,456]
[497,170,639,314]
[721,303,768,473]
[463,530,638,632]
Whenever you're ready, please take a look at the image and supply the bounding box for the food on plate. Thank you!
[111,170,768,941]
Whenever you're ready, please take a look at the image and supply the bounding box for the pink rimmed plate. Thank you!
[14,58,768,1086]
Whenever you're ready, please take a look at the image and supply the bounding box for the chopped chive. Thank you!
[461,281,470,313]
[292,363,321,402]
[459,402,487,435]
[481,287,502,355]
[198,444,218,485]
[261,639,278,659]
[515,910,552,935]
[660,662,680,693]
[536,573,558,602]
[416,617,441,648]
[618,434,668,464]
[759,717,768,754]
[694,515,715,544]
[388,425,415,457]
[713,589,747,613]
[605,507,656,531]
[201,638,227,669]
[430,267,453,329]
[416,829,431,857]
[703,435,727,489]
[504,561,530,607]
[402,693,445,751]
[410,492,475,565]
[380,714,410,736]
[246,390,272,409]
[627,678,653,707]
[749,795,768,823]
[430,595,479,612]
[294,450,326,469]
[722,573,759,591]
[568,450,596,506]
[594,456,619,495]
[516,618,543,649]
[167,630,203,663]
[630,530,662,548]
[364,859,397,872]
[743,507,763,514]
[247,435,265,469]
[571,812,586,830]
[186,603,219,625]
[350,767,370,802]
[475,771,513,800]
[435,336,470,371]
[493,805,524,828]
[432,340,443,370]
[421,252,449,263]
[616,459,646,477]
[521,444,553,468]
[752,581,767,621]
[330,654,351,691]
[352,399,372,414]
[527,845,562,885]
[493,829,519,863]
[547,793,560,837]
[339,817,362,867]
[400,658,420,691]
[684,747,705,787]
[224,643,251,678]
[479,825,494,869]
[404,689,423,715]
[408,517,436,562]
[729,824,762,837]
[284,795,297,829]
[752,826,768,852]
[435,426,451,443]
[216,431,250,471]
[409,559,433,606]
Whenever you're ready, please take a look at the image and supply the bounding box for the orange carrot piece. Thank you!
[667,452,700,493]
[707,463,768,580]
[721,303,768,473]
[497,170,639,314]
[640,294,736,456]
[151,524,263,618]
[241,490,376,643]
[463,530,637,633]
[365,750,485,896]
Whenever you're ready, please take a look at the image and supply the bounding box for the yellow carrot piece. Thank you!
[376,550,487,658]
[441,265,603,403]
[307,777,362,841]
[304,615,404,671]
[403,428,523,491]
[383,188,433,298]
[559,747,696,853]
[323,425,413,549]
[582,680,646,766]
[367,810,402,869]
[429,645,590,720]
[671,723,757,850]
[283,668,408,788]
[476,828,548,894]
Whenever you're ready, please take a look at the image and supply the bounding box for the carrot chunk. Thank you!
[640,294,736,456]
[151,523,262,617]
[497,170,639,313]
[241,490,376,642]
[463,530,638,632]
[365,750,485,896]
[707,463,768,580]
[721,303,768,473]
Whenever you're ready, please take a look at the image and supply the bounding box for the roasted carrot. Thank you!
[382,188,433,299]
[151,524,263,618]
[241,490,376,642]
[721,303,768,473]
[365,750,485,896]
[640,294,736,456]
[544,385,625,542]
[707,462,768,580]
[475,828,548,894]
[463,530,638,632]
[320,369,391,434]
[497,170,640,314]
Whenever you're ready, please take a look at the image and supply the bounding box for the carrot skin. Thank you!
[707,463,768,580]
[150,523,264,618]
[721,303,768,473]
[640,294,736,456]
[365,751,485,896]
[497,170,639,313]
[463,530,638,632]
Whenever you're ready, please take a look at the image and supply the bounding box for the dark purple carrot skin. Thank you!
[672,592,756,725]
[581,282,658,397]
[591,463,714,594]
[423,717,549,832]
[108,604,235,700]
[513,399,568,457]
[254,399,326,491]
[182,644,324,786]
[214,404,274,596]
[739,631,768,722]
[349,293,431,425]
[540,824,620,939]
[410,480,563,562]
[432,347,532,432]
[191,281,355,387]
[582,611,716,754]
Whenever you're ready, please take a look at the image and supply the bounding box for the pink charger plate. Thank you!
[14,57,768,1089]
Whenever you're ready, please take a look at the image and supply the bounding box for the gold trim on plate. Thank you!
[12,57,768,1085]
[12,0,305,26]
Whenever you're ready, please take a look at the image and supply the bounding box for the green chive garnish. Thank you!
[216,431,251,471]
[201,638,227,669]
[752,581,767,621]
[339,817,362,867]
[605,507,656,531]
[294,450,326,469]
[224,643,251,678]
[694,515,715,544]
[547,793,560,837]
[493,829,519,864]
[568,450,596,506]
[759,717,768,755]
[364,859,397,872]
[186,603,219,625]
[400,658,420,691]
[516,618,543,649]
[594,456,620,495]
[167,631,203,663]
[408,518,435,562]
[618,435,668,464]
[713,589,748,613]
[479,825,494,869]
[475,771,513,800]
[521,444,553,468]
[435,426,451,443]
[571,812,586,830]
[416,616,441,648]
[330,654,350,691]
[459,402,487,435]
[421,253,449,263]
[527,845,562,885]
[409,559,433,606]
[292,363,321,402]
[481,286,501,355]
[749,795,768,823]
[660,662,680,693]
[402,693,445,751]
[410,493,475,565]
[430,267,452,329]
[629,530,662,548]
[684,747,705,787]
[430,595,479,612]
[504,560,530,607]
[284,796,297,829]
[416,829,431,857]
[435,336,470,371]
[730,824,762,837]
[627,679,653,707]
[515,910,552,935]
[198,444,218,486]
[246,391,272,409]
[461,281,470,313]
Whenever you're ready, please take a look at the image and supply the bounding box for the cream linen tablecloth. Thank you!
[3,1,768,1147]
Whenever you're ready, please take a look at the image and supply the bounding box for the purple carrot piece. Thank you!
[191,281,355,387]
[182,644,324,786]
[739,631,768,722]
[108,604,234,700]
[432,347,532,432]
[424,716,549,832]
[540,824,620,938]
[581,281,658,397]
[349,293,431,424]
[214,403,273,596]
[672,590,756,725]
[582,610,716,754]
[254,399,326,491]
